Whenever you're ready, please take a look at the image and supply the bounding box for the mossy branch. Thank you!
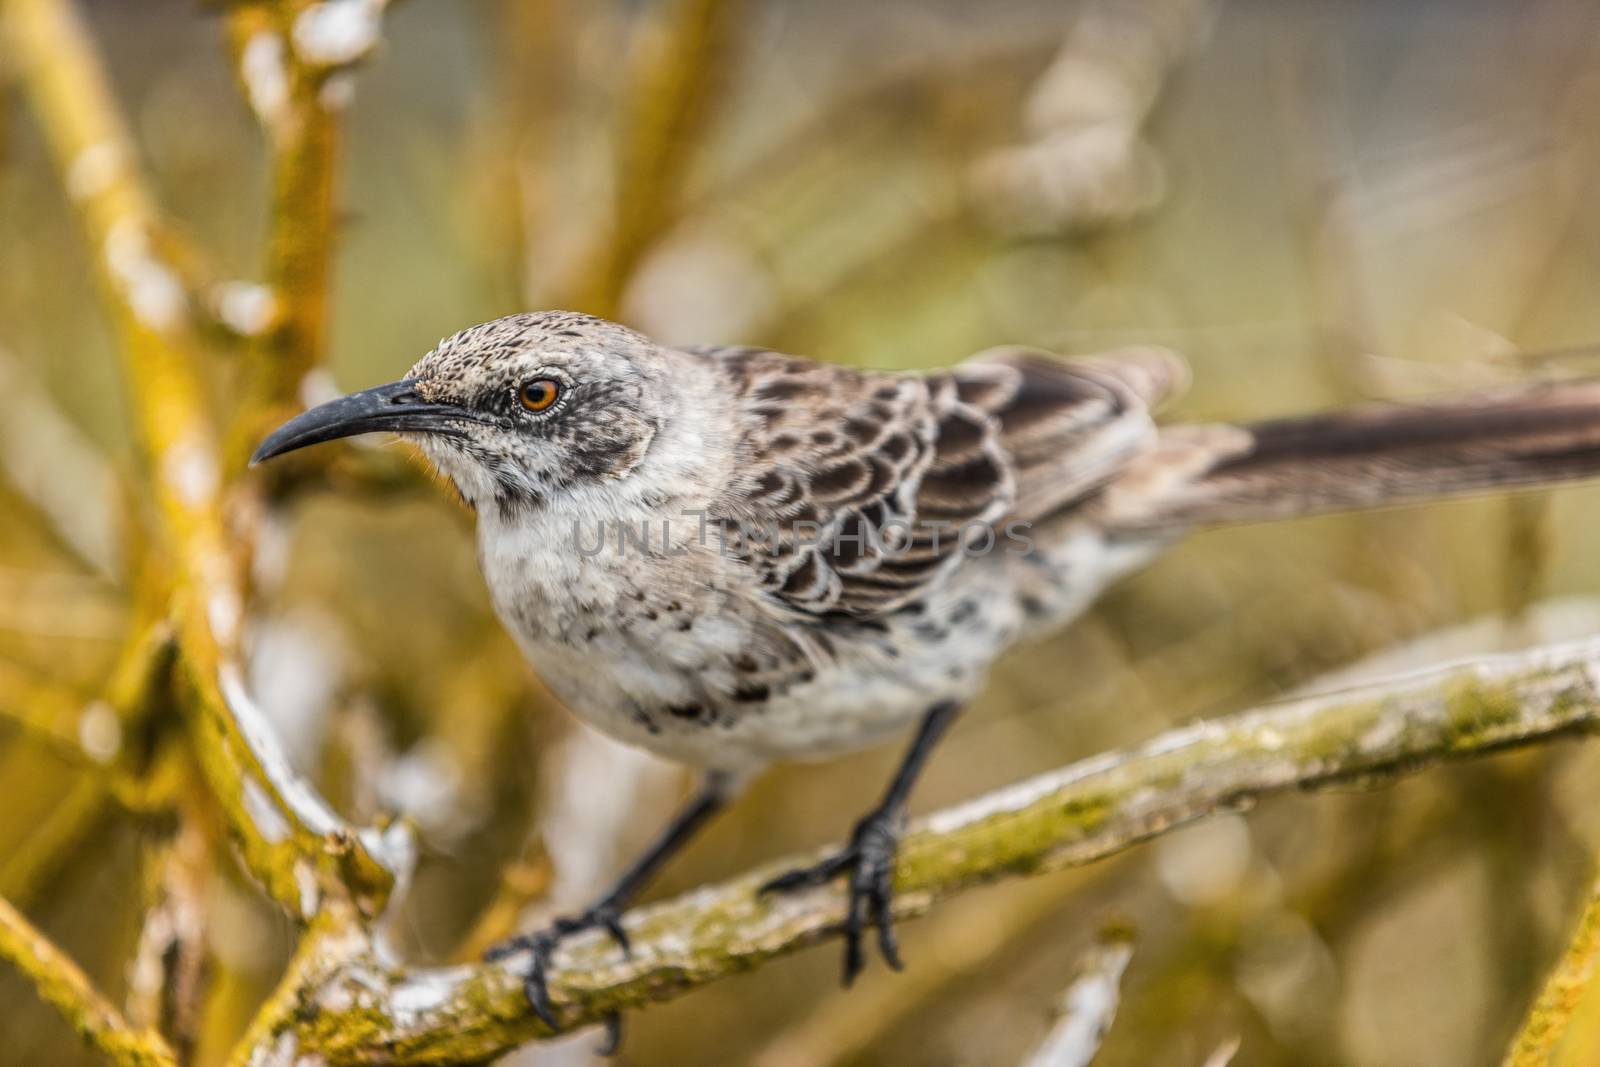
[0,894,178,1067]
[5,0,399,920]
[234,637,1600,1065]
[1504,872,1600,1065]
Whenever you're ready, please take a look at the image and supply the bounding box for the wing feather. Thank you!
[687,342,1186,620]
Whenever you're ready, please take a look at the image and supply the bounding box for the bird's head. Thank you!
[252,312,684,513]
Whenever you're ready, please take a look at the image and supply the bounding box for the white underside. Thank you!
[489,513,1164,773]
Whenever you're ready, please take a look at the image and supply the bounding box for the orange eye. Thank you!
[518,378,561,412]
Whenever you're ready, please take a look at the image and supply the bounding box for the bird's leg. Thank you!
[486,770,732,1048]
[760,700,962,986]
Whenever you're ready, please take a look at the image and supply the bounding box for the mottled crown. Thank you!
[403,311,679,511]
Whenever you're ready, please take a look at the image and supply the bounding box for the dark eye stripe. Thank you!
[519,379,560,412]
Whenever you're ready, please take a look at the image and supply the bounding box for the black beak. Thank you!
[250,380,473,465]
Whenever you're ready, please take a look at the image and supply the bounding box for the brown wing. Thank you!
[957,345,1187,523]
[690,343,1185,620]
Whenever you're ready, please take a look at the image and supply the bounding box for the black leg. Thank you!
[761,700,962,985]
[487,770,733,1047]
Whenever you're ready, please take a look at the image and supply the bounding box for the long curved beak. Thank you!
[250,380,472,465]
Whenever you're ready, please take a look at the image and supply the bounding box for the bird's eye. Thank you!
[518,379,561,413]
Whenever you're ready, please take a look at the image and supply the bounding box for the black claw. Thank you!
[758,868,806,894]
[759,851,850,895]
[842,874,868,986]
[876,894,902,971]
[481,935,522,963]
[599,910,631,956]
[525,963,559,1031]
[595,1013,623,1057]
[764,807,906,985]
[486,908,632,1041]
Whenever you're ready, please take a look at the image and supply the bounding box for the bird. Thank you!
[253,310,1600,1036]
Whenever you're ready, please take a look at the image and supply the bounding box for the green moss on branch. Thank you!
[6,0,396,920]
[0,894,178,1067]
[242,636,1600,1065]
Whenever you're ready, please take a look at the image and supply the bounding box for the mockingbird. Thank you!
[255,310,1600,1034]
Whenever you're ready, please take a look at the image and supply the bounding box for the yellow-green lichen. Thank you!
[1441,677,1530,753]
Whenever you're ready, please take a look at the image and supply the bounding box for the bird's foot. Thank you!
[485,905,628,1054]
[760,806,905,986]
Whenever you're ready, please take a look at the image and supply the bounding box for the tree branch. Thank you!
[0,348,124,579]
[1018,926,1135,1067]
[1504,871,1600,1065]
[224,0,391,469]
[0,621,174,908]
[561,0,745,316]
[235,636,1600,1065]
[0,654,99,760]
[5,0,402,919]
[0,894,178,1067]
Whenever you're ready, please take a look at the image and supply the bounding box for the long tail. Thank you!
[1101,377,1600,533]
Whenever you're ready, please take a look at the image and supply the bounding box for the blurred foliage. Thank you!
[4,0,1600,1065]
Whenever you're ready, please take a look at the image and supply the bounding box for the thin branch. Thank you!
[5,0,401,919]
[237,636,1600,1065]
[125,813,212,1061]
[224,0,391,470]
[560,0,745,316]
[0,777,109,908]
[0,894,178,1067]
[0,654,99,759]
[0,608,164,760]
[0,622,174,906]
[1019,926,1135,1067]
[0,348,124,579]
[1203,1036,1243,1067]
[753,862,1113,1067]
[0,566,125,641]
[1503,872,1600,1066]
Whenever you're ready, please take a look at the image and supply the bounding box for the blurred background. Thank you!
[5,0,1600,1064]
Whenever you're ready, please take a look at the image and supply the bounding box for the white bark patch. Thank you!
[240,31,291,129]
[104,220,187,331]
[242,777,291,844]
[66,141,122,201]
[214,280,277,336]
[360,821,416,904]
[1021,936,1135,1067]
[126,906,174,1016]
[295,860,321,918]
[209,588,243,647]
[318,71,357,110]
[160,434,220,509]
[77,700,122,764]
[245,1030,325,1067]
[389,969,466,1022]
[293,0,386,67]
[219,660,345,839]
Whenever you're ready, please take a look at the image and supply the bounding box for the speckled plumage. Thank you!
[401,312,1186,773]
[257,309,1600,1025]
